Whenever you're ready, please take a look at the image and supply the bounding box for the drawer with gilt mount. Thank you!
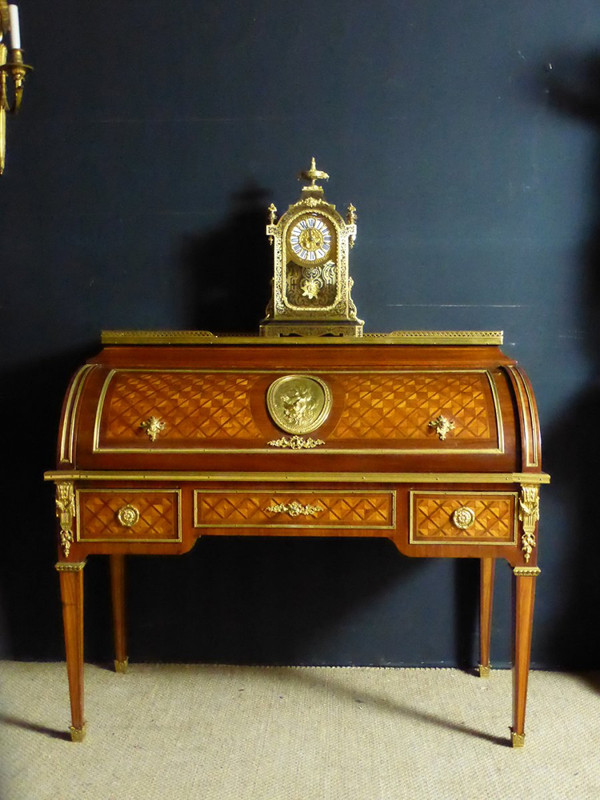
[52,474,540,566]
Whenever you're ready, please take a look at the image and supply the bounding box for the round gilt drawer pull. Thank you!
[117,504,140,528]
[451,506,476,530]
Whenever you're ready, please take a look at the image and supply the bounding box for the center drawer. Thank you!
[193,489,396,529]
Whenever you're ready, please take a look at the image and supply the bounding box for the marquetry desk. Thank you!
[45,330,549,745]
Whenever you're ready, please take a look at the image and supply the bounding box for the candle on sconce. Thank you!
[0,0,31,174]
[8,4,20,50]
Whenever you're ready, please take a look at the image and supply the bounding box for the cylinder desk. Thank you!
[45,328,549,745]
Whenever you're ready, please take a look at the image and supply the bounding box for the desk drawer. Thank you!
[194,490,395,529]
[77,489,182,542]
[409,491,517,545]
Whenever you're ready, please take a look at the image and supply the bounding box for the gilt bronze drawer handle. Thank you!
[451,506,476,530]
[117,504,140,528]
[266,501,324,518]
[429,414,455,441]
[140,416,166,441]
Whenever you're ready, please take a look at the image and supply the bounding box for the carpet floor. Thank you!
[0,662,598,799]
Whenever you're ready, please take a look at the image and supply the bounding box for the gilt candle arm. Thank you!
[0,46,32,113]
[0,0,32,173]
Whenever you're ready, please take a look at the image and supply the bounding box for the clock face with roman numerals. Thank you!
[287,214,333,265]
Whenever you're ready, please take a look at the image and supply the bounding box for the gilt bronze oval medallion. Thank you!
[266,375,332,435]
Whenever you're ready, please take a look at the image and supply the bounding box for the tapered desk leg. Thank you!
[110,555,128,673]
[511,566,540,748]
[479,557,495,677]
[56,561,86,742]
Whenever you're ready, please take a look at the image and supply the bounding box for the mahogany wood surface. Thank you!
[109,555,127,671]
[58,568,85,740]
[479,557,496,675]
[512,572,539,745]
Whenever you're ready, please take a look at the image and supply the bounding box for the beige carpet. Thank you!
[0,662,598,800]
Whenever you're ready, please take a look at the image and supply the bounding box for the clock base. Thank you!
[259,320,364,337]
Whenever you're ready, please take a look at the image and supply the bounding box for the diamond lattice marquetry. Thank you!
[330,372,494,441]
[102,372,262,442]
[196,493,394,528]
[413,495,514,542]
[79,492,179,540]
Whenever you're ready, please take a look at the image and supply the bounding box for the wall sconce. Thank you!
[0,0,32,174]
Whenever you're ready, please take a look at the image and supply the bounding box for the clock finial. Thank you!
[298,157,329,195]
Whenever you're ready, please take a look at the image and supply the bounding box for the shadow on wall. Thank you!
[544,52,600,669]
[0,183,486,668]
[180,180,274,334]
[121,537,433,667]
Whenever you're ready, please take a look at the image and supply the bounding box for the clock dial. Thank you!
[288,215,333,264]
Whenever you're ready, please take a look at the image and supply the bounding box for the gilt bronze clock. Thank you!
[260,158,364,336]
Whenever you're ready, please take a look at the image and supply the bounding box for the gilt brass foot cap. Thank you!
[478,664,491,678]
[511,730,525,748]
[114,658,129,674]
[69,723,87,742]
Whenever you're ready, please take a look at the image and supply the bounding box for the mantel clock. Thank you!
[260,158,364,336]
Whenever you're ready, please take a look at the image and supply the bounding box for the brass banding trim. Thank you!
[45,470,551,484]
[60,365,95,463]
[486,370,505,453]
[101,330,504,346]
[506,366,538,468]
[91,445,504,455]
[93,368,116,452]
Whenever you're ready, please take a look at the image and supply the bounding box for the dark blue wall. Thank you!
[2,0,599,668]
